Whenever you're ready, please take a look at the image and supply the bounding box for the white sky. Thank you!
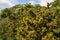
[39,0,54,6]
[0,0,54,10]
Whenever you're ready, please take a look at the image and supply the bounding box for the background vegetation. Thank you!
[0,0,60,40]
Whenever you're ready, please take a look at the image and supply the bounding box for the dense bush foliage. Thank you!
[0,1,60,40]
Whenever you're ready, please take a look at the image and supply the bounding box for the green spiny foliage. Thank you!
[0,3,60,40]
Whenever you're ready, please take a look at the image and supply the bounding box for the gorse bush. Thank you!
[0,2,60,40]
